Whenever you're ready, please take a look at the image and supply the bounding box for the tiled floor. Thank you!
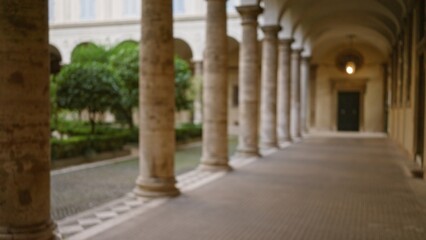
[84,136,426,240]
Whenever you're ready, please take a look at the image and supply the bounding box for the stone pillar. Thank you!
[290,48,303,140]
[277,39,293,146]
[301,56,311,134]
[0,1,56,239]
[193,61,203,124]
[134,0,179,197]
[199,0,231,171]
[259,25,281,150]
[235,5,262,157]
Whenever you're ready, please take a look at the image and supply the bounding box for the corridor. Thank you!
[85,136,426,240]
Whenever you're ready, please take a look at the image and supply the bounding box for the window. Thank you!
[173,0,185,15]
[123,0,140,17]
[48,0,55,22]
[80,0,96,20]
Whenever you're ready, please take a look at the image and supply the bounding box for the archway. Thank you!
[49,44,62,74]
[174,38,193,62]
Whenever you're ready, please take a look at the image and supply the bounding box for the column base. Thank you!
[198,162,233,172]
[235,148,261,159]
[278,136,292,148]
[260,142,279,151]
[278,141,292,148]
[134,177,180,198]
[0,220,57,240]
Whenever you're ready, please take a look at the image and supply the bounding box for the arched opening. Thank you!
[173,38,194,125]
[49,44,62,74]
[174,38,193,63]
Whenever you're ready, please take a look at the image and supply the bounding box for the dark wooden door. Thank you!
[337,91,360,131]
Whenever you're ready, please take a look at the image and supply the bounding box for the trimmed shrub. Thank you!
[51,123,202,160]
[51,132,131,160]
[175,123,202,142]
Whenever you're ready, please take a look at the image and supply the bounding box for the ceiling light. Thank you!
[345,61,356,75]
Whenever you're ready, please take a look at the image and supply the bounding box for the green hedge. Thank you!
[52,120,124,136]
[51,123,202,160]
[51,132,130,160]
[176,123,202,142]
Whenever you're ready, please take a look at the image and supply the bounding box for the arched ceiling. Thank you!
[250,0,410,60]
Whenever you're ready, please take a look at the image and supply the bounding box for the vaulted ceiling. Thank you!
[241,0,412,61]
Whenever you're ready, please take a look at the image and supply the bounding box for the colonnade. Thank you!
[387,1,426,166]
[0,1,310,239]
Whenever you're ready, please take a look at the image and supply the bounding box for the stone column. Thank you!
[193,61,203,124]
[301,56,311,134]
[259,25,281,150]
[290,48,303,140]
[199,0,231,171]
[134,0,179,197]
[235,5,262,157]
[0,1,56,239]
[277,39,293,146]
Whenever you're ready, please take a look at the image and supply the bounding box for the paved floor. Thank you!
[88,137,426,240]
[51,139,237,220]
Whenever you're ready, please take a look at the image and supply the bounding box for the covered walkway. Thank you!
[78,136,426,240]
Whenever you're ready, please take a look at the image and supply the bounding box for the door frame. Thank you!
[331,78,368,132]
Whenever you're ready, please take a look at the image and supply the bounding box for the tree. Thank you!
[174,56,194,111]
[56,62,120,134]
[71,42,109,64]
[108,42,139,128]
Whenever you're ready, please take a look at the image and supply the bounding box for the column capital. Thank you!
[292,48,304,54]
[279,38,294,45]
[261,25,282,37]
[192,60,203,76]
[301,55,311,62]
[236,5,263,24]
[191,59,203,65]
